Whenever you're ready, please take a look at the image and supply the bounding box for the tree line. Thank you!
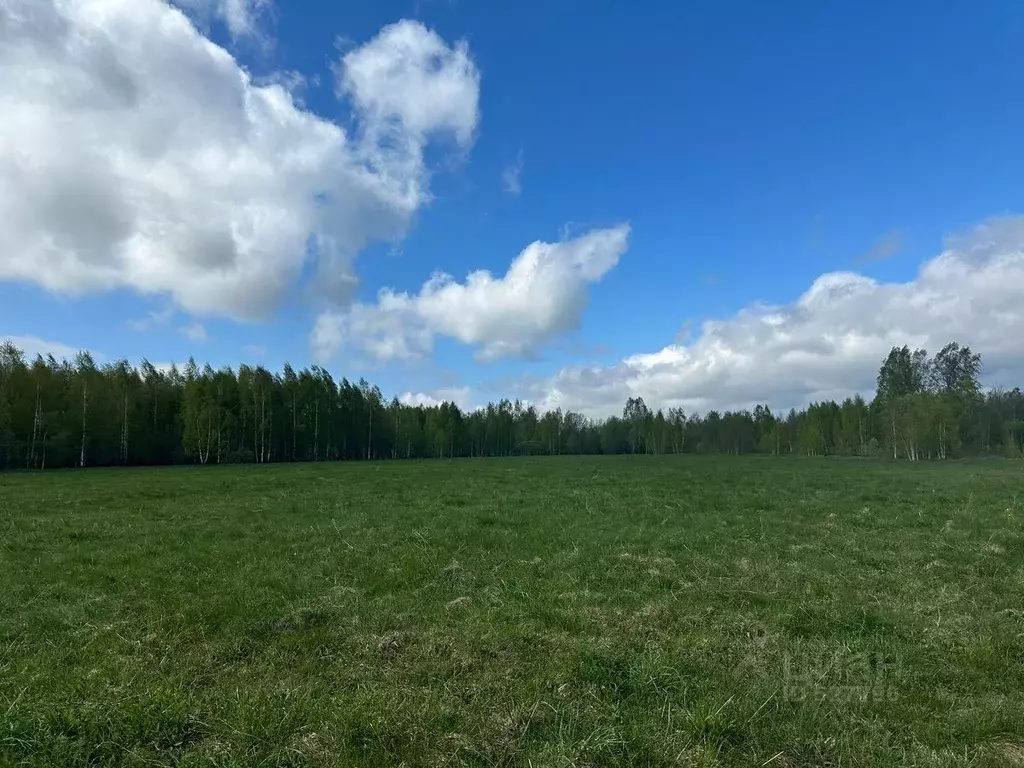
[0,339,1022,470]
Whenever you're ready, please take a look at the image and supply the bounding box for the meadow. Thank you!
[1,456,1022,767]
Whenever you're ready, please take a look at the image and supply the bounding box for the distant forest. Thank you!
[1,339,1023,470]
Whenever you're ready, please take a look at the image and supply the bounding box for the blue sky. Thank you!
[2,0,1024,415]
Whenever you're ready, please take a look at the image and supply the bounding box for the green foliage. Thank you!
[1005,421,1024,458]
[876,345,930,400]
[932,342,982,398]
[0,339,1021,469]
[874,343,991,460]
[2,456,1023,766]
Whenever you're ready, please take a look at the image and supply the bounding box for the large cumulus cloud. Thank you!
[311,225,631,362]
[0,1,479,320]
[531,217,1024,418]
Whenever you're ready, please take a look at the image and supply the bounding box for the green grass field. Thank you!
[1,457,1023,767]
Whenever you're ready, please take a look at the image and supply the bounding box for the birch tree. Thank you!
[74,351,98,468]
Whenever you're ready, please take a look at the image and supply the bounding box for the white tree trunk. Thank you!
[79,379,88,468]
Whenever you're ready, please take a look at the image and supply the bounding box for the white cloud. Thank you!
[182,322,207,341]
[152,361,186,375]
[1,334,85,361]
[243,343,267,357]
[529,217,1024,418]
[338,20,479,156]
[502,149,523,195]
[214,0,269,39]
[174,0,272,41]
[399,386,473,410]
[128,306,175,332]
[311,224,631,363]
[253,69,314,105]
[0,3,479,322]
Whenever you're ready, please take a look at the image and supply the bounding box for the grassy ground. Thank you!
[1,456,1023,767]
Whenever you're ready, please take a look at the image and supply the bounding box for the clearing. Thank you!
[1,456,1022,766]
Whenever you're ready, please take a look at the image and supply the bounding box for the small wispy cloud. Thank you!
[177,0,274,44]
[1,334,87,361]
[854,229,904,265]
[254,70,316,105]
[806,213,827,252]
[182,322,207,342]
[243,344,268,357]
[502,148,524,196]
[152,361,186,375]
[128,307,174,332]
